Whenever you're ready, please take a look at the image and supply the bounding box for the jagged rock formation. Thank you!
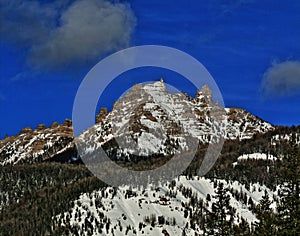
[0,119,74,165]
[0,80,274,166]
[78,80,273,161]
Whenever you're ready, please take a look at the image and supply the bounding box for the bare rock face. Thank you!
[19,127,33,134]
[96,108,108,124]
[195,84,213,106]
[62,119,72,127]
[50,122,59,128]
[35,124,46,131]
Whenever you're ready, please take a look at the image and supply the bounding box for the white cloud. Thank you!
[261,61,300,96]
[1,0,136,69]
[0,0,60,46]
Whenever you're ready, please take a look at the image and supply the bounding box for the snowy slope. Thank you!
[55,176,277,236]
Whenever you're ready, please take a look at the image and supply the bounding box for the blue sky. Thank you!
[1,0,300,137]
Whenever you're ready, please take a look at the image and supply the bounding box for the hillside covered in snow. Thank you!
[55,175,278,236]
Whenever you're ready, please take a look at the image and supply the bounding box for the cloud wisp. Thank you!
[0,0,136,69]
[261,61,300,97]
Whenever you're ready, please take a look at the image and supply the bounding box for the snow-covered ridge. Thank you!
[225,107,273,139]
[1,80,275,166]
[0,119,73,166]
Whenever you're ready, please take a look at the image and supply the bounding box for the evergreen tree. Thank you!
[277,134,300,235]
[254,190,276,235]
[233,218,250,236]
[206,182,235,236]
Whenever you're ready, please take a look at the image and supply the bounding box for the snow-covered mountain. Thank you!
[0,80,274,166]
[77,80,273,161]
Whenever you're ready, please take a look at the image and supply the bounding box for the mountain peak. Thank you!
[200,84,212,96]
[195,84,213,105]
